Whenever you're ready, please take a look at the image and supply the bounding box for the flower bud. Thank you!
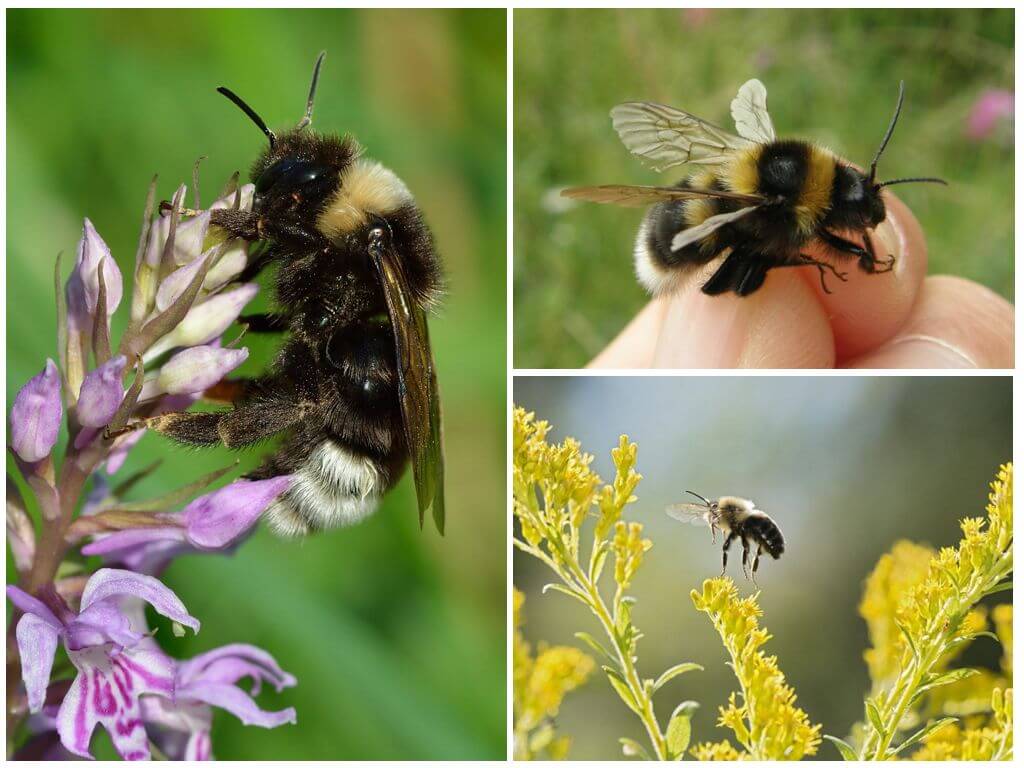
[210,182,255,213]
[146,284,257,359]
[10,360,63,462]
[171,210,211,266]
[75,219,122,318]
[157,345,248,396]
[76,356,127,427]
[154,247,211,312]
[182,476,292,549]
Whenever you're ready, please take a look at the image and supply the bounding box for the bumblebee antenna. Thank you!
[296,51,327,130]
[217,87,276,149]
[685,490,712,506]
[877,176,948,188]
[869,80,905,184]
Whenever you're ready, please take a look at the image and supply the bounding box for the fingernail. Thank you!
[652,290,748,367]
[877,334,978,368]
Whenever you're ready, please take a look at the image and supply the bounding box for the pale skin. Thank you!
[590,193,1014,369]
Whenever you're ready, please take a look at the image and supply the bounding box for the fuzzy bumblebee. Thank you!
[564,80,945,297]
[110,53,445,537]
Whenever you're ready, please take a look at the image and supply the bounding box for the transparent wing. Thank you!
[730,79,776,144]
[611,101,753,172]
[666,503,711,526]
[670,205,760,251]
[562,184,763,208]
[368,229,445,535]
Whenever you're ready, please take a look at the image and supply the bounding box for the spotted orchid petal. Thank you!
[182,476,292,549]
[10,359,63,462]
[57,640,175,760]
[80,568,200,634]
[141,696,214,760]
[81,528,189,576]
[77,355,127,428]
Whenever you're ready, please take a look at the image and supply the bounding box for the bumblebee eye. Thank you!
[843,174,865,203]
[255,158,328,195]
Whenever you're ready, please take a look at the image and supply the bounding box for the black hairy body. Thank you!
[120,56,445,537]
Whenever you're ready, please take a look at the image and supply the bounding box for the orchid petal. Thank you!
[6,586,64,629]
[15,613,62,712]
[182,476,292,549]
[155,249,209,312]
[76,219,123,317]
[68,600,142,651]
[171,210,211,266]
[179,679,297,728]
[10,359,63,462]
[157,344,248,396]
[80,568,199,634]
[178,643,297,692]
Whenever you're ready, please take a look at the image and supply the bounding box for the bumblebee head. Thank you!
[217,52,355,219]
[863,81,946,225]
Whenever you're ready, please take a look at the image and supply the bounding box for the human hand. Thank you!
[589,193,1014,368]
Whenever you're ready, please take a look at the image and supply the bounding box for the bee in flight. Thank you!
[563,80,945,297]
[108,53,445,538]
[666,491,785,584]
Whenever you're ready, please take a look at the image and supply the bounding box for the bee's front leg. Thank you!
[210,208,262,241]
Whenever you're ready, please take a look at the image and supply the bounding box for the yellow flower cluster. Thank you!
[912,688,1013,760]
[691,577,822,760]
[857,464,1013,760]
[513,588,595,760]
[690,739,748,761]
[612,521,651,591]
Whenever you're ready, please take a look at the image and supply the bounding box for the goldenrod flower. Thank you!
[690,739,748,760]
[691,577,822,760]
[512,588,594,760]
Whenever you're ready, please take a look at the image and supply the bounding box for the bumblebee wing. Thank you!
[368,231,445,535]
[666,503,711,525]
[562,184,764,208]
[670,205,760,251]
[611,101,753,171]
[730,79,776,144]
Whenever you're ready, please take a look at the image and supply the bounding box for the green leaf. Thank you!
[895,619,918,662]
[890,717,958,755]
[666,709,692,758]
[590,541,610,582]
[913,668,980,703]
[653,663,704,692]
[981,581,1012,598]
[865,699,885,736]
[604,668,641,714]
[541,582,588,606]
[575,631,617,665]
[619,737,652,760]
[823,734,858,761]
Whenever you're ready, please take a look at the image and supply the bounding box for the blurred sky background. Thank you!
[514,376,1011,760]
[7,8,505,760]
[514,8,1014,367]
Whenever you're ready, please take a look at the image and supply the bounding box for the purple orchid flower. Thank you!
[10,359,63,463]
[77,355,127,428]
[142,644,297,760]
[82,476,293,574]
[7,569,200,760]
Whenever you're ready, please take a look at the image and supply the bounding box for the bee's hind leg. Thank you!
[741,537,751,581]
[751,547,762,588]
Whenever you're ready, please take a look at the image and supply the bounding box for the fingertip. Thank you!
[651,267,834,368]
[843,275,1014,369]
[588,296,667,368]
[803,191,928,362]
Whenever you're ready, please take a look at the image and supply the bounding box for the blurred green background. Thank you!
[7,8,505,760]
[514,9,1014,367]
[514,376,1011,760]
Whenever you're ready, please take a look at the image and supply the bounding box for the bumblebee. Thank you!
[563,80,945,296]
[666,491,785,583]
[111,53,445,537]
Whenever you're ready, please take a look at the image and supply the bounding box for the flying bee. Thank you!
[563,80,946,297]
[110,53,445,537]
[666,491,785,583]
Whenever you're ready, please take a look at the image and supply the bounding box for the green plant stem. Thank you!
[563,553,668,760]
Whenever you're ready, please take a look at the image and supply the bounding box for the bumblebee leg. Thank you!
[721,532,736,575]
[238,313,288,333]
[702,250,767,297]
[818,229,894,274]
[209,208,261,241]
[741,537,751,580]
[752,547,762,588]
[780,254,849,294]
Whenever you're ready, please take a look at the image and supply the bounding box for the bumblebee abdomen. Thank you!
[745,514,785,559]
